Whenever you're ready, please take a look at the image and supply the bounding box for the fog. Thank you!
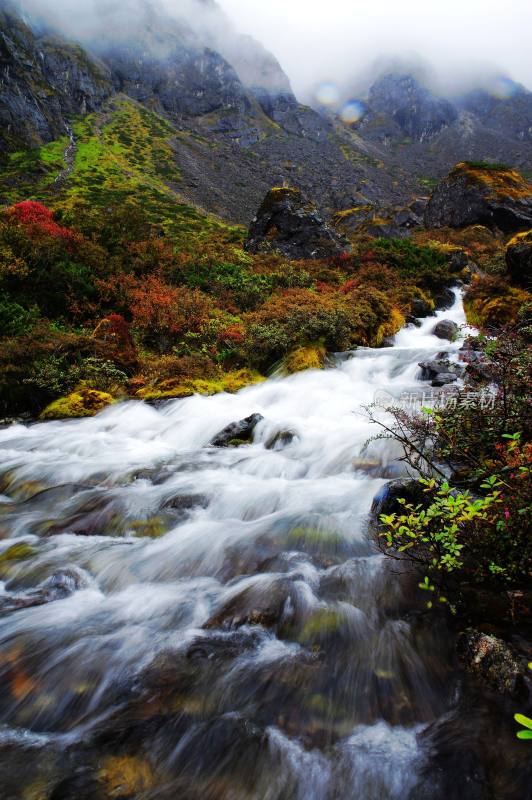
[13,0,532,101]
[218,0,532,99]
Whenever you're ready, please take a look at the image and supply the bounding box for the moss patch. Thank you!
[40,387,115,419]
[284,344,326,373]
[135,369,265,401]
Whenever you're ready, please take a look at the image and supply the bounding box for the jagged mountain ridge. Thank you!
[350,73,532,181]
[0,0,409,221]
[1,0,531,225]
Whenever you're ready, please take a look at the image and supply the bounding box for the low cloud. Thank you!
[218,0,532,99]
[13,0,532,101]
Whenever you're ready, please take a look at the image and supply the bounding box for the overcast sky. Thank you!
[217,0,532,98]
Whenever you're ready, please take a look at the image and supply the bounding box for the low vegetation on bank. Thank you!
[0,195,467,419]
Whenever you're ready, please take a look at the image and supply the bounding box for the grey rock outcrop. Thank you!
[505,231,532,288]
[0,6,112,150]
[245,187,350,259]
[425,162,532,233]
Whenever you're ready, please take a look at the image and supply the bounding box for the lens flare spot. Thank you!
[315,82,340,106]
[340,100,365,124]
[491,76,518,100]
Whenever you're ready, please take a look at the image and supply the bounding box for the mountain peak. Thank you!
[366,72,457,140]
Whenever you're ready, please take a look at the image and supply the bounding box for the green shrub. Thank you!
[0,297,39,337]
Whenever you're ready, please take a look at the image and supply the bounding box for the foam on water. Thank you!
[0,289,471,797]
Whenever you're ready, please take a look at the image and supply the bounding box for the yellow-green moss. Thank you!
[284,344,326,374]
[129,517,167,539]
[287,527,344,550]
[453,162,532,202]
[464,289,530,328]
[507,229,532,248]
[98,755,156,798]
[374,308,406,346]
[0,543,36,566]
[298,608,343,644]
[135,369,265,401]
[40,388,115,420]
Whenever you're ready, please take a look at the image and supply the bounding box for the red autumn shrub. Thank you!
[218,324,246,346]
[5,201,79,247]
[103,273,215,352]
[8,201,54,225]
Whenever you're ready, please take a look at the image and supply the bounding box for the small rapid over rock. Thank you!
[0,291,486,799]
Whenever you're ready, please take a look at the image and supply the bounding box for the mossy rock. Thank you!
[286,526,346,555]
[98,755,156,798]
[297,608,343,645]
[284,344,326,373]
[129,517,168,539]
[135,369,264,401]
[506,229,532,288]
[40,388,115,420]
[0,542,36,566]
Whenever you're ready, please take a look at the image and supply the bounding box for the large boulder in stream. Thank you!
[210,413,264,447]
[245,187,350,259]
[432,320,459,341]
[419,358,464,387]
[425,162,532,233]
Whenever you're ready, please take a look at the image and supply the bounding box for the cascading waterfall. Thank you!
[0,290,475,799]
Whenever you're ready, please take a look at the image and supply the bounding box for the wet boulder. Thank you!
[505,229,532,288]
[425,162,532,233]
[245,187,350,259]
[162,493,209,517]
[431,372,459,387]
[0,568,85,615]
[371,479,426,521]
[432,320,459,341]
[457,628,527,696]
[210,414,264,447]
[419,359,464,386]
[264,430,296,450]
[410,297,434,319]
[203,579,292,631]
[433,287,456,311]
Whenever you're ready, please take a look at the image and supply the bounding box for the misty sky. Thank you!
[217,0,532,98]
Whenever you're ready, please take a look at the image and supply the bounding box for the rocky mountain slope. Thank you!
[0,0,405,222]
[1,0,531,225]
[351,73,532,186]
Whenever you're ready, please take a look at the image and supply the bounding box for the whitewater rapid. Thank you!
[0,290,474,799]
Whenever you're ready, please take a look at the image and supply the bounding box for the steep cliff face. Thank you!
[458,81,532,142]
[0,6,112,151]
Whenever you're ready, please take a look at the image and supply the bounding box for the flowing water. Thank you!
[0,292,480,799]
